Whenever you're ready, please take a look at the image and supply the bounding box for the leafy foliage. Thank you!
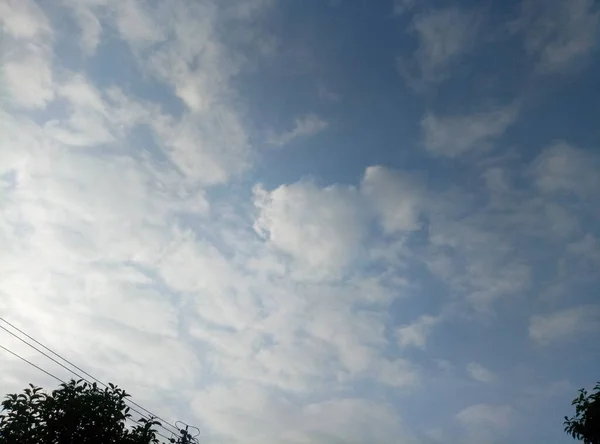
[565,382,600,444]
[0,379,162,444]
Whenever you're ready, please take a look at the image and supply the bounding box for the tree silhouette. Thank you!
[0,379,161,444]
[565,382,600,444]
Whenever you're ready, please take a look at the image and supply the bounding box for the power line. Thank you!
[0,317,182,437]
[0,341,173,444]
[0,342,64,384]
[0,323,168,434]
[0,324,89,382]
[0,316,182,435]
[0,316,178,433]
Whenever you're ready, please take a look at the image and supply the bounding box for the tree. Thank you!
[565,382,600,444]
[0,379,162,444]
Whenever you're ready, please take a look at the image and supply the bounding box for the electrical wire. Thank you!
[0,341,173,444]
[0,317,182,437]
[0,323,170,434]
[0,342,64,384]
[0,316,182,436]
[0,316,181,432]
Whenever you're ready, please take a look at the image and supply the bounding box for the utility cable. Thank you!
[0,324,159,430]
[0,341,171,443]
[0,316,181,435]
[0,342,64,384]
[0,317,181,437]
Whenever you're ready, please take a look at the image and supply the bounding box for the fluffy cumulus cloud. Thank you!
[253,181,366,280]
[2,1,600,443]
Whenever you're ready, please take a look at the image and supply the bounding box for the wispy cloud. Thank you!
[399,7,480,87]
[267,114,329,147]
[467,362,496,383]
[456,403,512,429]
[529,305,600,345]
[1,0,54,109]
[361,166,424,233]
[457,404,513,443]
[396,315,439,349]
[421,103,519,157]
[192,388,411,443]
[0,0,51,40]
[531,142,600,196]
[514,0,600,74]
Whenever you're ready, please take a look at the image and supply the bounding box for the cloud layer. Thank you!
[1,1,599,443]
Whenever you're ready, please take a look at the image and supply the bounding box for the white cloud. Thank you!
[529,305,600,345]
[422,137,598,317]
[0,2,423,443]
[192,384,412,444]
[151,108,250,184]
[253,181,366,280]
[516,0,600,73]
[65,0,163,52]
[426,209,531,309]
[121,1,254,184]
[143,1,230,113]
[113,0,164,45]
[1,0,54,110]
[421,104,518,157]
[0,142,201,396]
[466,362,496,383]
[0,64,213,398]
[400,7,480,86]
[361,165,424,233]
[267,114,329,147]
[3,47,54,109]
[67,2,103,54]
[59,73,106,113]
[456,403,512,429]
[36,73,161,148]
[62,0,253,183]
[456,403,513,443]
[2,1,599,443]
[377,358,420,388]
[396,315,438,349]
[300,398,410,443]
[0,0,52,40]
[532,142,600,196]
[41,74,117,146]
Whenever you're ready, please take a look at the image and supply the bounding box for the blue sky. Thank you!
[1,0,599,443]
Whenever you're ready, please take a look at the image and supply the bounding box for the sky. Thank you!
[1,0,599,443]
